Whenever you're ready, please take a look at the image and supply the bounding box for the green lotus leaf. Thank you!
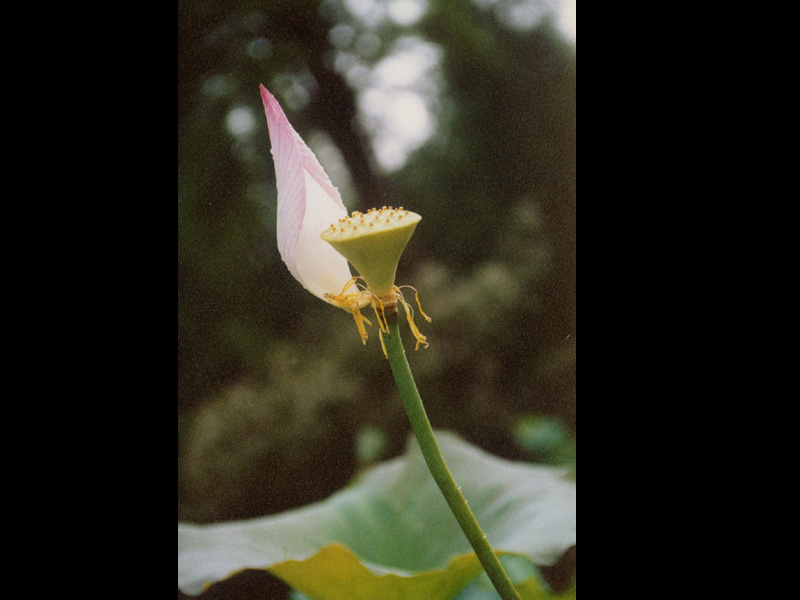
[179,431,576,599]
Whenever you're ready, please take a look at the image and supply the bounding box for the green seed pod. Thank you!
[321,207,421,298]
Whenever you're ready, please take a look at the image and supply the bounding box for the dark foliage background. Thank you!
[179,1,574,596]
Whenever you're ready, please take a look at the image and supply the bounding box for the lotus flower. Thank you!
[260,85,429,351]
[260,84,356,303]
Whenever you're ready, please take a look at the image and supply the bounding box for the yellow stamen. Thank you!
[394,286,430,351]
[379,329,388,358]
[370,295,391,334]
[323,276,373,344]
[324,277,430,355]
[397,285,432,323]
[351,307,372,345]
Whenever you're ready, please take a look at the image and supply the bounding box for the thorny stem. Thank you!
[382,310,523,600]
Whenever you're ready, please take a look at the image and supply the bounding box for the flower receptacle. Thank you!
[321,207,421,298]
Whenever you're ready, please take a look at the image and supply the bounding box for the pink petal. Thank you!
[260,85,354,300]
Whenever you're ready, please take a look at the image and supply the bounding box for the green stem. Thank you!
[382,311,523,600]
